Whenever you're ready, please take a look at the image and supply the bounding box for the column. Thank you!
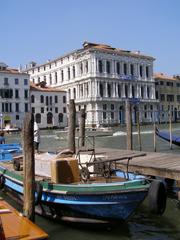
[129,84,132,98]
[122,83,126,98]
[105,82,108,97]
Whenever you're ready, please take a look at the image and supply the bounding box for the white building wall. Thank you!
[0,70,30,129]
[25,44,158,127]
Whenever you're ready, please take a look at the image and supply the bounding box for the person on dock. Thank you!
[0,132,5,144]
[34,122,40,154]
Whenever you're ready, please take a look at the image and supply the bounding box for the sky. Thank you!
[1,0,180,75]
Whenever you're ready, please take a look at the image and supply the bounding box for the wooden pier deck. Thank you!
[0,198,48,239]
[93,148,180,181]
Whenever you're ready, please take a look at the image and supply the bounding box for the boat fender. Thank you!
[148,180,166,215]
[35,182,43,205]
[0,174,5,190]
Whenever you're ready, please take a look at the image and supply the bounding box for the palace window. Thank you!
[124,63,127,75]
[15,78,19,85]
[31,95,35,103]
[68,67,70,80]
[73,66,76,78]
[116,62,120,74]
[55,95,58,103]
[98,60,103,73]
[40,95,44,103]
[130,64,134,75]
[106,61,111,74]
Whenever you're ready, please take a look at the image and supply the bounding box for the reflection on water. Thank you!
[2,123,180,239]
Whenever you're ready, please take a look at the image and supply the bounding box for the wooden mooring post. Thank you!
[136,110,142,151]
[22,113,35,222]
[68,99,76,153]
[169,110,172,150]
[126,100,132,150]
[153,121,156,152]
[79,108,85,147]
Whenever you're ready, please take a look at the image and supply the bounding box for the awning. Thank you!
[3,115,11,121]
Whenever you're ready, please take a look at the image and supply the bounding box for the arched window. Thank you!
[100,83,103,97]
[44,75,46,82]
[38,77,40,83]
[106,61,111,74]
[116,62,120,74]
[35,113,41,124]
[55,72,58,84]
[31,95,35,103]
[61,70,64,82]
[140,66,143,77]
[98,60,103,73]
[46,96,49,106]
[68,67,70,80]
[132,85,135,98]
[50,96,52,105]
[141,86,144,98]
[73,66,76,78]
[73,88,76,99]
[125,85,128,98]
[63,96,66,103]
[47,112,53,124]
[107,84,111,97]
[59,113,63,123]
[124,63,127,75]
[49,74,52,85]
[147,86,150,98]
[55,95,58,103]
[130,64,134,75]
[85,61,88,73]
[40,95,44,103]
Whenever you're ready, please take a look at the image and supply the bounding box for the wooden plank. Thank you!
[0,199,48,239]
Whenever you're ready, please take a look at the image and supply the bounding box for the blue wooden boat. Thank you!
[0,143,22,153]
[0,156,166,224]
[156,128,180,146]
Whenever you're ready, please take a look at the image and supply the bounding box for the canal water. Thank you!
[1,123,180,239]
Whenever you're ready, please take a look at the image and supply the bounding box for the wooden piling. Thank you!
[67,99,76,153]
[79,109,85,147]
[153,122,156,152]
[169,110,172,150]
[136,110,141,151]
[126,100,132,150]
[22,113,35,222]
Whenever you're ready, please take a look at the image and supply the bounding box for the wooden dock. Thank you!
[93,148,180,181]
[0,198,48,239]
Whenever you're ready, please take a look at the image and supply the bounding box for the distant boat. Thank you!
[156,128,180,146]
[2,125,20,133]
[0,143,22,161]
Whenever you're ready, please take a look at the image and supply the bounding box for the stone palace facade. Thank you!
[24,42,158,127]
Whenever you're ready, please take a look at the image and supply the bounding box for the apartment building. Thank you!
[30,81,67,128]
[155,73,180,122]
[0,62,30,129]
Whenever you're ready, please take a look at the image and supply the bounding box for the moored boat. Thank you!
[0,152,167,225]
[156,128,180,146]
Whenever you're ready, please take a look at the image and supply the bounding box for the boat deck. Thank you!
[0,198,48,239]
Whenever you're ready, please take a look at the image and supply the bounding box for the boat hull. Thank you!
[1,166,149,224]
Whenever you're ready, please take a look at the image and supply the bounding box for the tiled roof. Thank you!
[0,68,29,75]
[154,73,179,81]
[83,42,154,60]
[30,82,66,93]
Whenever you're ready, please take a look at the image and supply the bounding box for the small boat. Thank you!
[0,143,22,162]
[156,128,180,146]
[0,152,166,225]
[0,143,22,153]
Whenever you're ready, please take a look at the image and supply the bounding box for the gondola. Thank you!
[156,128,180,146]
